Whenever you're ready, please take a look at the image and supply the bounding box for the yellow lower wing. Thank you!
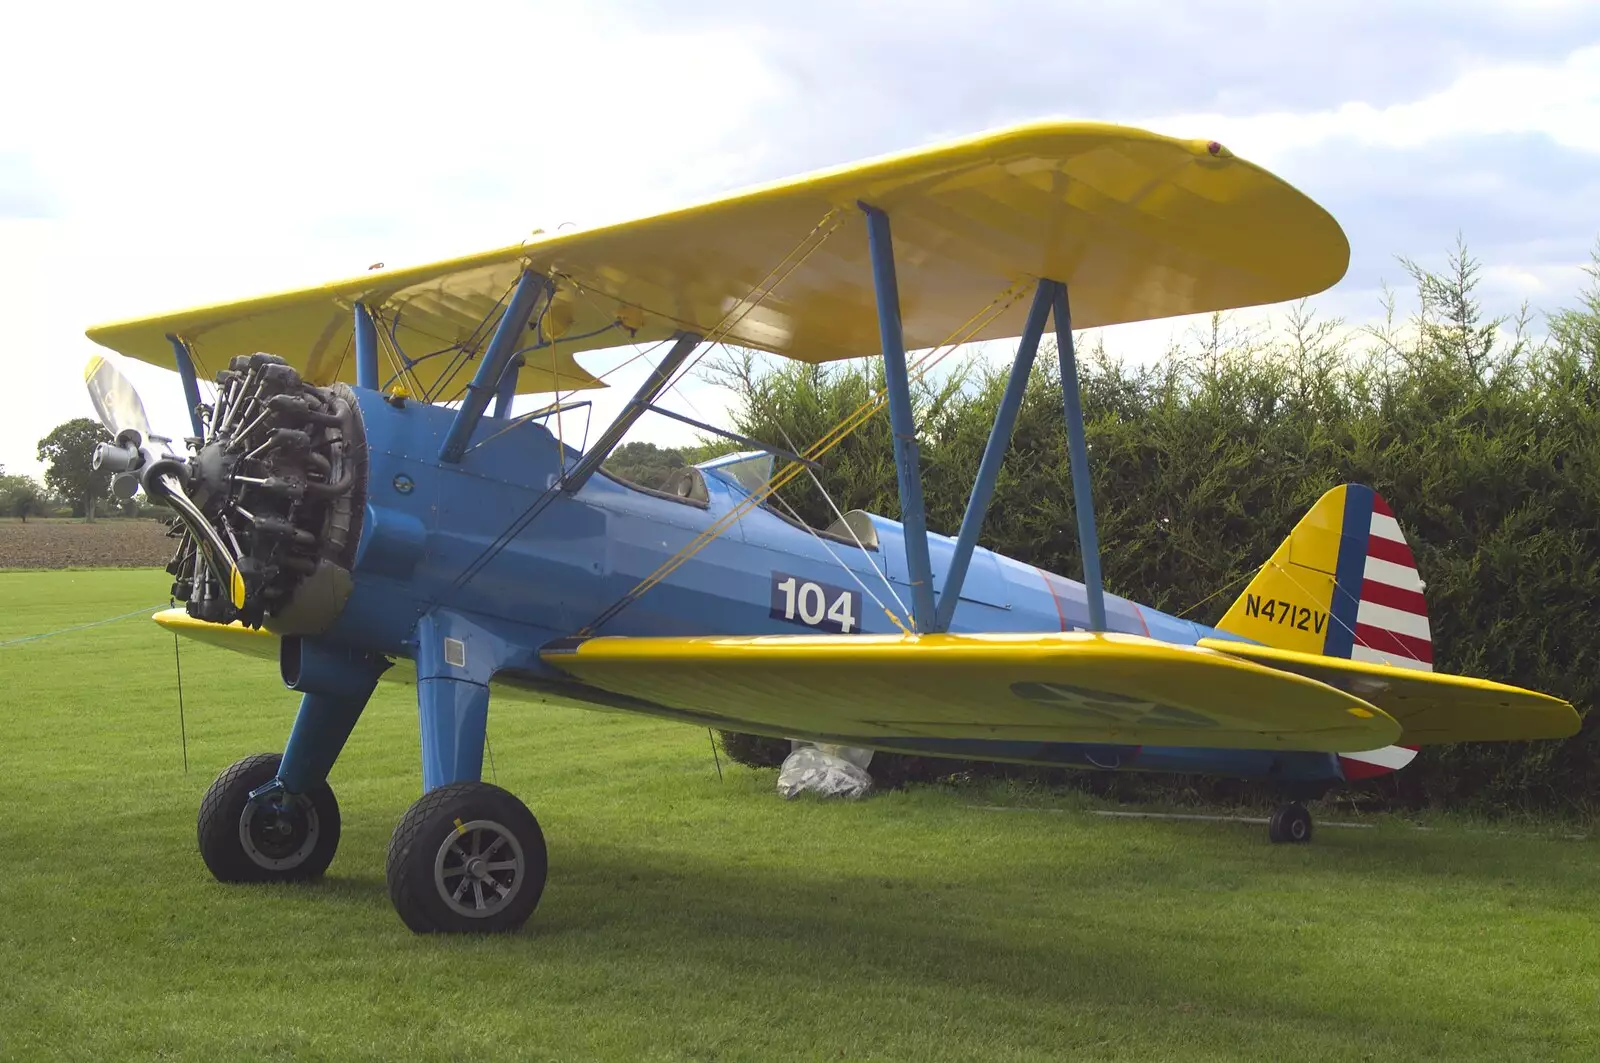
[1196,638,1579,745]
[149,609,580,703]
[542,631,1398,753]
[155,608,280,662]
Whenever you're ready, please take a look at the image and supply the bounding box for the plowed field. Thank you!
[0,518,174,569]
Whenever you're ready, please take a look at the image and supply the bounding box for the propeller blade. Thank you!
[84,355,154,441]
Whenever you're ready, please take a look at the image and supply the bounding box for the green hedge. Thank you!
[712,244,1600,816]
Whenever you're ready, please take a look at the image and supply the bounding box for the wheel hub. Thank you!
[239,795,321,870]
[434,820,525,919]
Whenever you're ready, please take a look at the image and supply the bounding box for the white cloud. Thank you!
[1142,43,1600,164]
[0,0,782,473]
[2,5,1598,476]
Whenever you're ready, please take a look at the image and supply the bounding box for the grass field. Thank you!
[1,569,1597,1061]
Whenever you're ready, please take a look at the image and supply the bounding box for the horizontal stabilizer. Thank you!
[541,631,1398,753]
[1196,638,1578,745]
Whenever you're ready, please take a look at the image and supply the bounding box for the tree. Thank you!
[0,472,44,522]
[36,418,112,521]
[710,236,1600,817]
[603,440,732,490]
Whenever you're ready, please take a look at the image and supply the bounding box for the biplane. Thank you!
[82,121,1578,934]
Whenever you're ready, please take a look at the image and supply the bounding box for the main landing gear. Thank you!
[1268,802,1313,844]
[198,757,549,934]
[198,622,555,933]
[386,782,548,934]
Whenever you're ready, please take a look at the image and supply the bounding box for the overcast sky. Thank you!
[2,0,1598,475]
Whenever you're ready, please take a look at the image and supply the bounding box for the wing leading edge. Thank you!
[540,631,1398,753]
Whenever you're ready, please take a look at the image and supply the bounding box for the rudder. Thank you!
[1216,484,1433,671]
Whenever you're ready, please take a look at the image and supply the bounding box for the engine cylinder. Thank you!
[164,354,366,630]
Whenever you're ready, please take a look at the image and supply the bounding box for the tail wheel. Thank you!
[386,782,548,934]
[197,753,341,881]
[1268,802,1313,844]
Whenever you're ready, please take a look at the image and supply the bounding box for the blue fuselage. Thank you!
[323,390,1344,789]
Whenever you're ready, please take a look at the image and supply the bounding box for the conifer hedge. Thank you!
[711,244,1600,816]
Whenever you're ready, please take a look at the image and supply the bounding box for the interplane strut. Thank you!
[562,330,703,493]
[166,334,205,438]
[859,209,1107,633]
[862,203,938,633]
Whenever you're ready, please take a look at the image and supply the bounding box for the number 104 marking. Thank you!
[770,572,860,633]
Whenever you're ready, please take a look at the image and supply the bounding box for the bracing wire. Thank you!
[708,729,723,781]
[373,308,424,397]
[173,631,189,773]
[773,422,909,623]
[633,209,847,419]
[580,279,1030,635]
[1174,567,1256,620]
[436,210,847,601]
[767,490,910,635]
[465,338,673,455]
[0,605,168,649]
[439,337,678,598]
[428,275,522,404]
[1266,558,1399,666]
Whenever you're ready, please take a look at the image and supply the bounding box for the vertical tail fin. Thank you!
[1216,484,1433,671]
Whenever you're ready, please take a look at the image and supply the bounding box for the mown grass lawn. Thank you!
[1,568,1597,1061]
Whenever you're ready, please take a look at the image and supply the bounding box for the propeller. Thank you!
[84,354,154,442]
[82,354,248,614]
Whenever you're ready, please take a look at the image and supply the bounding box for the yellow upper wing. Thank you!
[87,121,1348,397]
[1196,638,1580,745]
[540,630,1395,753]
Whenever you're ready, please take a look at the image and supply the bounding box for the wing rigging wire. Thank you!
[373,308,424,397]
[766,489,910,635]
[772,421,910,625]
[1265,557,1398,666]
[466,338,673,456]
[579,278,1032,636]
[430,341,671,602]
[433,209,847,601]
[427,275,522,404]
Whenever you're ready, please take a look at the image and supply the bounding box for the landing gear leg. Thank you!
[198,639,387,885]
[386,610,548,934]
[1268,802,1313,844]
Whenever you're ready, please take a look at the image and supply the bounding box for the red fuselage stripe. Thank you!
[1035,568,1068,632]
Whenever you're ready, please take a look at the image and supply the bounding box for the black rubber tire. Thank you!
[197,752,341,882]
[1268,802,1314,844]
[386,782,548,934]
